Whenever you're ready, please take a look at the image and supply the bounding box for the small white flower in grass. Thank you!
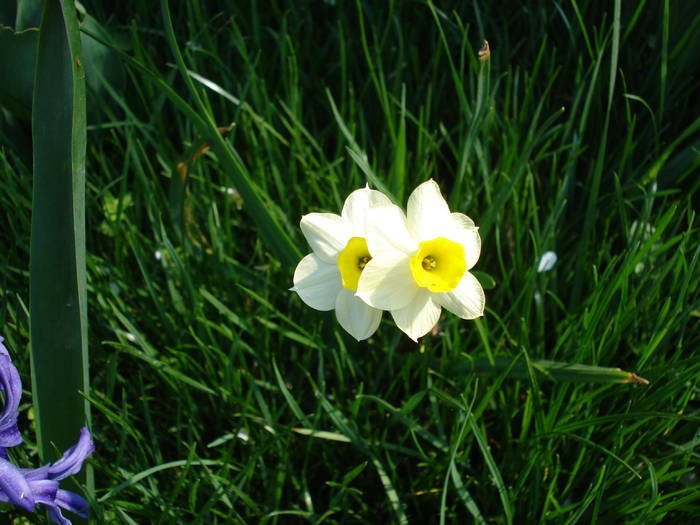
[356,179,485,342]
[291,186,392,341]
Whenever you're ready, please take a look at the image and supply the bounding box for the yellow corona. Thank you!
[337,237,371,291]
[409,237,466,292]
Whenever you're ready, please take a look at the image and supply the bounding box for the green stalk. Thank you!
[450,357,649,384]
[30,0,91,476]
[159,0,300,267]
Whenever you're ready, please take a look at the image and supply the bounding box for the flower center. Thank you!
[409,237,466,292]
[337,237,371,291]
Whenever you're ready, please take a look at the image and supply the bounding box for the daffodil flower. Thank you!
[291,186,392,340]
[356,180,485,341]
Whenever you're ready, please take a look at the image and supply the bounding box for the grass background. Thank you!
[1,0,699,522]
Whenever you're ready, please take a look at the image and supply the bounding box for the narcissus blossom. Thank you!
[291,186,392,340]
[0,336,94,525]
[356,180,485,341]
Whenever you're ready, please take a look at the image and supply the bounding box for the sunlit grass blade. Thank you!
[97,459,230,503]
[158,0,299,266]
[326,89,393,198]
[468,413,514,525]
[29,0,91,478]
[449,357,649,384]
[440,410,486,524]
[317,390,408,524]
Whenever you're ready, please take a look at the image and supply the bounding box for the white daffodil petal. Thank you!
[300,213,352,263]
[391,291,441,342]
[342,185,393,237]
[445,212,481,270]
[292,253,342,311]
[335,288,382,341]
[434,271,485,319]
[407,179,452,241]
[356,252,419,310]
[365,205,417,256]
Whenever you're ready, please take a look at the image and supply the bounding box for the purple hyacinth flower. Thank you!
[0,337,23,456]
[49,489,90,525]
[24,427,96,483]
[0,427,94,524]
[0,337,94,524]
[0,457,36,512]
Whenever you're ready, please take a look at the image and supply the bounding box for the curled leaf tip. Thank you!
[217,123,235,134]
[478,40,490,61]
[625,373,650,385]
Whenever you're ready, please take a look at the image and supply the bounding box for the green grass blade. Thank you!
[30,0,91,471]
[450,357,649,384]
[326,89,393,198]
[659,0,669,120]
[159,0,299,266]
[97,459,232,503]
[440,412,486,524]
[317,391,408,524]
[468,413,514,525]
[449,462,486,524]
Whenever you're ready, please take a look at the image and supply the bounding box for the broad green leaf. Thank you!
[0,2,16,26]
[30,0,90,472]
[1,8,126,121]
[15,0,42,30]
[0,26,38,117]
